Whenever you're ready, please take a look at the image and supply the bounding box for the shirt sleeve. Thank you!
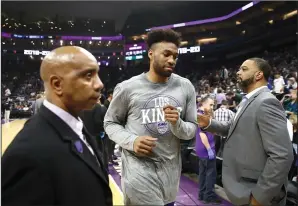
[169,80,197,140]
[104,83,138,151]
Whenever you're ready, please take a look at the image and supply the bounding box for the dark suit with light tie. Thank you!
[2,105,112,206]
[206,87,294,206]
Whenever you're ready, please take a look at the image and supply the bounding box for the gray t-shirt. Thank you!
[104,72,197,205]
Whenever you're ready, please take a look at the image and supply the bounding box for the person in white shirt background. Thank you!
[286,77,297,90]
[273,72,285,100]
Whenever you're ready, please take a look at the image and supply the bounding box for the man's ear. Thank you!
[148,49,153,60]
[49,75,63,96]
[255,71,263,81]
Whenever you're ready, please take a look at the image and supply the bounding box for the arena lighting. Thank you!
[283,10,297,20]
[197,38,217,45]
[147,1,260,31]
[242,2,253,11]
[180,41,188,46]
[2,32,11,38]
[62,36,122,41]
[1,33,123,41]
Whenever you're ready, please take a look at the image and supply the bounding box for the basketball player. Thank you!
[104,29,197,205]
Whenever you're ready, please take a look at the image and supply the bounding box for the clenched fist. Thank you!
[133,136,157,157]
[197,108,212,128]
[163,105,179,125]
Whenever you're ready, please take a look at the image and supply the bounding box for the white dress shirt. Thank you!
[234,86,268,120]
[43,99,95,155]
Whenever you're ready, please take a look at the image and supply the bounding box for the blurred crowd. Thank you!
[2,47,297,127]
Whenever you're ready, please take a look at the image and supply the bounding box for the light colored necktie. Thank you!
[234,97,248,119]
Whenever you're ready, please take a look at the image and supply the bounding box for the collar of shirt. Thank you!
[43,99,84,138]
[245,86,267,100]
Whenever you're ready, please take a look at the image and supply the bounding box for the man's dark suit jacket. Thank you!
[80,104,107,137]
[80,104,108,168]
[1,105,113,206]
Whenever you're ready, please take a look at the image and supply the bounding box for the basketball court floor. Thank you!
[2,119,231,206]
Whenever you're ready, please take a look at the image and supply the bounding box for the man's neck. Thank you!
[46,96,79,119]
[147,69,168,83]
[244,83,267,94]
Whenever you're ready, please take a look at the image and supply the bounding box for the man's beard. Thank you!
[238,75,255,89]
[153,61,173,78]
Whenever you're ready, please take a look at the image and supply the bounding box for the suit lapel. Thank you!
[226,88,269,141]
[83,127,109,175]
[69,137,109,186]
[39,105,109,186]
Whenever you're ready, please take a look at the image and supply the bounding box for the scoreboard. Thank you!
[178,46,200,54]
[124,43,147,61]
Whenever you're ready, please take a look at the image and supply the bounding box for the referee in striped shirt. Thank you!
[213,100,235,156]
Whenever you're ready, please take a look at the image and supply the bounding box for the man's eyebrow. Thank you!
[240,66,248,69]
[163,49,178,55]
[77,68,98,75]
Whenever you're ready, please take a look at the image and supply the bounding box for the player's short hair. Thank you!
[146,29,181,49]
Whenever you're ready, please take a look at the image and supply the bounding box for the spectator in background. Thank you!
[3,98,12,123]
[226,91,242,112]
[196,96,221,204]
[280,89,298,118]
[5,87,11,97]
[103,88,117,165]
[213,100,235,156]
[215,88,226,109]
[104,88,113,109]
[273,72,285,100]
[34,93,44,115]
[267,76,274,90]
[288,114,298,181]
[286,77,297,90]
[223,66,229,80]
[290,114,298,146]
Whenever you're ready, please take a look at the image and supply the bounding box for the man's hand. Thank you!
[286,111,294,115]
[163,105,179,125]
[197,108,212,128]
[133,136,157,157]
[250,194,262,206]
[207,148,215,160]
